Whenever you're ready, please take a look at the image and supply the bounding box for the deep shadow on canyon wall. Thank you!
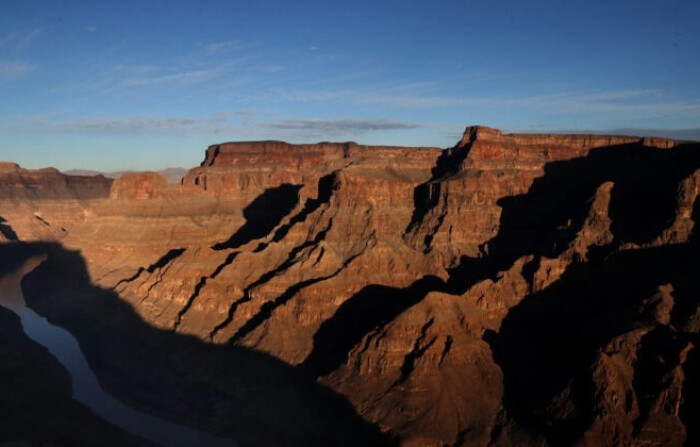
[2,137,700,446]
[302,141,700,377]
[2,242,392,447]
[470,141,700,445]
[298,140,700,445]
[485,242,700,445]
[447,141,700,289]
[0,280,154,445]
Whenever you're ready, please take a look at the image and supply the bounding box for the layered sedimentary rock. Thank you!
[1,126,699,446]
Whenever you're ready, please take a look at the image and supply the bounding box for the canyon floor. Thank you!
[1,125,699,446]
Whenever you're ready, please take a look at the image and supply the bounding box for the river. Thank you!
[0,258,236,447]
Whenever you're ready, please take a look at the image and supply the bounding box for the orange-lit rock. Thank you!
[2,126,699,446]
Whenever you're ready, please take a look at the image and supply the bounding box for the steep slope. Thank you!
[1,127,699,446]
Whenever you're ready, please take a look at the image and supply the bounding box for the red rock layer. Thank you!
[2,126,699,446]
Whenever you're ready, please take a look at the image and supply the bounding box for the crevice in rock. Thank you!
[404,139,471,239]
[212,183,302,250]
[174,251,239,330]
[209,217,335,341]
[393,318,437,386]
[354,327,385,361]
[438,335,453,367]
[422,190,448,252]
[138,253,180,307]
[34,215,50,226]
[521,255,541,294]
[310,246,325,268]
[405,182,442,237]
[272,173,336,243]
[174,276,207,329]
[252,173,338,254]
[298,275,445,379]
[210,251,239,279]
[113,248,186,289]
[228,247,366,344]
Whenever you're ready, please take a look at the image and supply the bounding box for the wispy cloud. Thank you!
[2,110,259,135]
[86,26,98,33]
[261,85,700,118]
[356,94,467,108]
[53,114,233,132]
[0,60,35,78]
[205,40,246,54]
[58,117,196,131]
[23,28,43,44]
[119,68,222,87]
[0,28,42,48]
[266,118,422,136]
[497,90,700,117]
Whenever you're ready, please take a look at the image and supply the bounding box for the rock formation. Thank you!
[1,126,699,446]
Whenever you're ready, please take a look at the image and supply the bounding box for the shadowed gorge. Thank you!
[1,126,699,446]
[485,243,699,445]
[5,242,392,446]
[212,184,302,250]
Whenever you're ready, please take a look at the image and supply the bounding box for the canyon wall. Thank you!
[1,126,699,446]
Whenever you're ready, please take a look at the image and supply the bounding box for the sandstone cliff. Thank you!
[1,126,698,446]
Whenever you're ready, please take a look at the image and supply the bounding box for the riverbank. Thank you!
[0,259,153,446]
[0,257,236,446]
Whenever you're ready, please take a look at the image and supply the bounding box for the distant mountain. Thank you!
[62,167,188,184]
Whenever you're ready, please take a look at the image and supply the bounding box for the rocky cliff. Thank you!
[1,126,699,446]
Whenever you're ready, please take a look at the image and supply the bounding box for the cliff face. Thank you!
[1,126,699,446]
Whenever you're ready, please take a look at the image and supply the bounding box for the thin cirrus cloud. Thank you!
[0,60,35,78]
[267,87,700,117]
[7,115,422,139]
[118,68,223,87]
[51,65,229,94]
[266,118,423,136]
[204,40,248,55]
[106,59,254,91]
[0,28,42,48]
[53,115,228,132]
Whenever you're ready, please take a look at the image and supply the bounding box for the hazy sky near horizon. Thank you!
[1,0,699,171]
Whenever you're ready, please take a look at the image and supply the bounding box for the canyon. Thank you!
[0,125,699,446]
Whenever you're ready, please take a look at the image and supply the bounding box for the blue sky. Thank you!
[1,0,699,171]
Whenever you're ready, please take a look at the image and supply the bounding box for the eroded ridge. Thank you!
[2,126,699,446]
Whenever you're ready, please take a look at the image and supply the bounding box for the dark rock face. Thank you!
[0,253,153,447]
[1,126,699,446]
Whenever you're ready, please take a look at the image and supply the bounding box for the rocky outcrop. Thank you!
[1,126,699,446]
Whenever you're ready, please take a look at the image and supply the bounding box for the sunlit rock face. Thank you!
[2,125,699,446]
